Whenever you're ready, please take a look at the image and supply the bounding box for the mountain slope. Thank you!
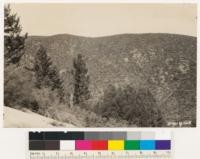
[22,33,196,122]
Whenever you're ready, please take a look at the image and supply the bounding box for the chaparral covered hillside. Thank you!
[5,33,196,127]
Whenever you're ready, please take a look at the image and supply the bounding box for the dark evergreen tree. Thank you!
[4,5,31,108]
[4,5,28,65]
[73,54,90,105]
[33,45,65,101]
[34,46,52,88]
[48,65,65,101]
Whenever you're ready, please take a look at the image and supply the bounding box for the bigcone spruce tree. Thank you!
[73,54,90,105]
[4,5,27,65]
[33,45,65,101]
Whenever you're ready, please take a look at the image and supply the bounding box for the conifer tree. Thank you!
[73,54,90,105]
[34,46,52,88]
[4,5,28,65]
[33,45,65,101]
[48,65,65,101]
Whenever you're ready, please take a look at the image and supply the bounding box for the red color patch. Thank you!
[91,140,108,150]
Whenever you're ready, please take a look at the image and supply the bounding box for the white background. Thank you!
[0,0,200,158]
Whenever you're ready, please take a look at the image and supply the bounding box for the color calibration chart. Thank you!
[28,131,172,159]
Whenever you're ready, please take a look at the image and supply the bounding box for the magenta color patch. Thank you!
[75,140,92,150]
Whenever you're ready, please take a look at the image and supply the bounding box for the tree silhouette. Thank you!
[33,45,65,101]
[4,5,27,65]
[73,54,90,105]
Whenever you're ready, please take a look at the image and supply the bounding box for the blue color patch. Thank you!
[140,140,155,150]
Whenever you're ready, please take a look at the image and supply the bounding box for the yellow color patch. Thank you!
[108,140,124,150]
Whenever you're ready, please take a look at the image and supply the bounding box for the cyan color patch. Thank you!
[140,140,155,150]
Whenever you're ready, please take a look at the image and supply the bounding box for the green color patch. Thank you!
[125,140,140,150]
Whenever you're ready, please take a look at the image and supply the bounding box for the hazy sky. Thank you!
[10,3,197,37]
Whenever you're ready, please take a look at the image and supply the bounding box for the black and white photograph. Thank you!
[4,3,197,127]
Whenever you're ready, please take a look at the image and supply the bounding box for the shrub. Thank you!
[32,88,61,118]
[97,84,166,127]
[85,111,129,127]
[4,66,38,111]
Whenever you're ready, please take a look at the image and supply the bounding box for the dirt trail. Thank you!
[4,106,75,128]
